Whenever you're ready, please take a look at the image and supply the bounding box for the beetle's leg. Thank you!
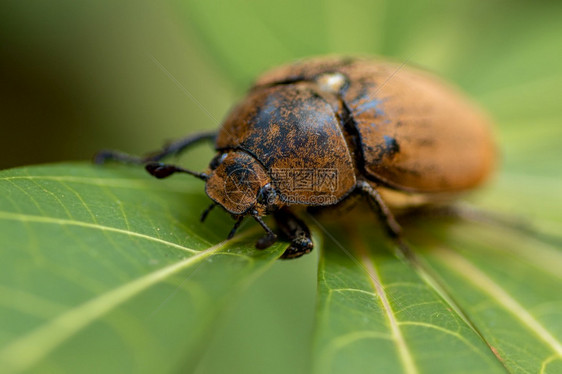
[357,180,414,261]
[273,208,313,260]
[200,202,218,222]
[253,216,278,249]
[93,131,216,164]
[227,216,244,239]
[357,181,401,237]
[145,162,208,181]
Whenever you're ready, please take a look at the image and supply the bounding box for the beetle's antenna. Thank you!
[93,150,143,165]
[253,215,278,249]
[145,162,208,181]
[227,216,244,239]
[200,203,217,222]
[143,131,216,162]
[94,131,216,165]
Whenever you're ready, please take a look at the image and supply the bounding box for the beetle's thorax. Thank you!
[215,81,358,208]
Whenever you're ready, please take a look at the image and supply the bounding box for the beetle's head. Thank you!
[205,150,281,216]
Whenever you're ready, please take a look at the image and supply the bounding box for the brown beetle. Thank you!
[95,57,495,259]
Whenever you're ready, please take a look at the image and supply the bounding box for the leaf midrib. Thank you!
[352,234,418,374]
[0,231,257,373]
[0,174,201,194]
[0,211,200,253]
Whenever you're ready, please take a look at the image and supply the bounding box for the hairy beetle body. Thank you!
[96,56,496,259]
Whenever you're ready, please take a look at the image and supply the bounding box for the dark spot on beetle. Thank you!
[364,135,400,164]
[383,135,400,155]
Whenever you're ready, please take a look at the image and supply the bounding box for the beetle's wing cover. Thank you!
[340,61,495,192]
[216,84,356,205]
[257,57,495,193]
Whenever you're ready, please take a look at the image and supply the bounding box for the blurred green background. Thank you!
[1,0,561,373]
[2,0,561,174]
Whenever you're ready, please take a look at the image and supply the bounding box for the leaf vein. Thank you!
[0,239,230,373]
[353,246,418,374]
[0,211,198,254]
[434,248,562,356]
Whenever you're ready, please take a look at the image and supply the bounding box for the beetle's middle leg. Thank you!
[356,180,414,260]
[273,208,313,259]
[357,181,401,237]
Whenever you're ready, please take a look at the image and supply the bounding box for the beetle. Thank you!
[95,56,495,259]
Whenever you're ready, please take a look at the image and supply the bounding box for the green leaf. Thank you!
[411,221,562,373]
[313,224,505,374]
[0,164,286,373]
[3,1,562,372]
[312,207,562,373]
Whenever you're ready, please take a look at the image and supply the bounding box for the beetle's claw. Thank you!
[255,233,278,250]
[145,162,176,179]
[280,236,313,259]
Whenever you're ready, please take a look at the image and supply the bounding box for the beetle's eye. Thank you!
[209,153,227,170]
[257,183,276,205]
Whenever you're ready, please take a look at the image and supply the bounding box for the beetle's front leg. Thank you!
[252,215,278,249]
[273,208,313,259]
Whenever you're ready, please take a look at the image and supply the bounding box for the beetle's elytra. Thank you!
[96,56,495,259]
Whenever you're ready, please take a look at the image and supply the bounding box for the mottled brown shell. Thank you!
[254,57,495,194]
[216,83,356,205]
